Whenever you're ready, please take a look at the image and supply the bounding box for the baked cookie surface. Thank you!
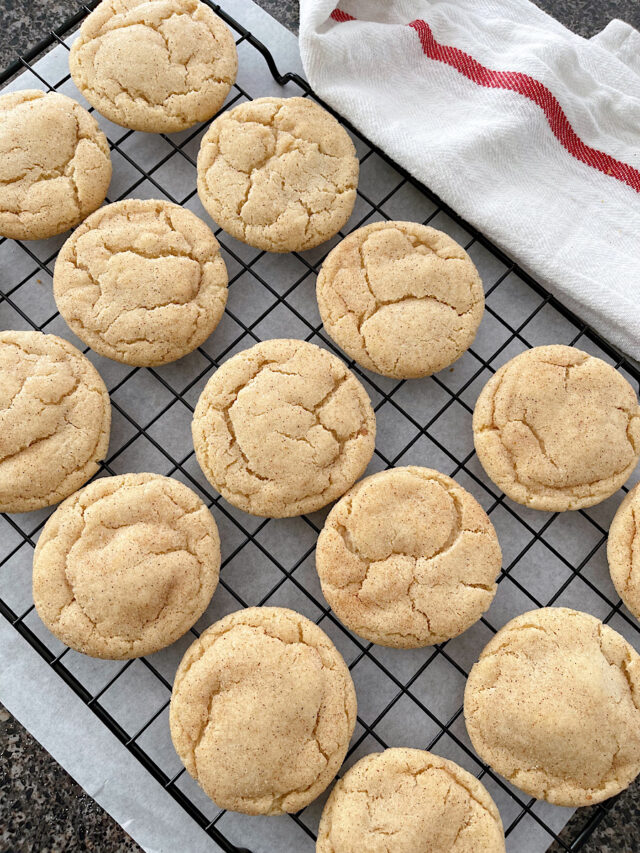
[316,467,501,648]
[0,331,111,513]
[54,199,228,365]
[316,747,505,853]
[608,483,640,620]
[69,0,237,133]
[33,473,220,659]
[197,97,358,252]
[464,607,640,806]
[169,606,357,814]
[0,90,111,240]
[192,338,376,517]
[473,345,640,511]
[317,222,484,378]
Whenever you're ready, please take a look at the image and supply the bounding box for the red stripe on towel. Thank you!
[330,9,356,22]
[329,9,640,192]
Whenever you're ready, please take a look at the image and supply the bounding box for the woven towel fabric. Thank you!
[299,0,640,360]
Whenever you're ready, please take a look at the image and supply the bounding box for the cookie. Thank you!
[317,221,484,378]
[192,338,376,517]
[0,90,111,241]
[53,199,228,366]
[317,748,506,853]
[608,483,640,620]
[196,97,359,252]
[473,345,640,511]
[464,607,640,806]
[316,467,501,648]
[169,606,356,814]
[0,331,111,513]
[33,473,220,659]
[69,0,237,133]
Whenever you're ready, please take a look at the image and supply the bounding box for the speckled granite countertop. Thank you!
[2,1,640,852]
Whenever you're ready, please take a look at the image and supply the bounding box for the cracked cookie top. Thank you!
[316,467,501,648]
[0,90,112,241]
[464,607,640,806]
[196,97,359,252]
[192,338,376,517]
[317,747,505,853]
[69,0,237,133]
[169,606,357,814]
[317,222,484,378]
[0,331,111,513]
[53,199,228,366]
[608,483,640,621]
[33,473,220,659]
[473,345,640,512]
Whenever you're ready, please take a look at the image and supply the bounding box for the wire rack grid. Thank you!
[1,3,639,852]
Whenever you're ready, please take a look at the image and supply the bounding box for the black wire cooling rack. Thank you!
[1,3,640,852]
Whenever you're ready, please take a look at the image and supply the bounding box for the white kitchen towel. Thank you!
[299,0,640,360]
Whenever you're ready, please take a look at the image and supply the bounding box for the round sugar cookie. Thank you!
[0,90,111,240]
[316,467,501,648]
[169,606,357,815]
[473,345,640,511]
[608,483,640,620]
[192,338,376,517]
[33,473,220,659]
[464,607,640,806]
[69,0,238,133]
[196,96,359,252]
[316,748,506,853]
[54,199,228,366]
[0,331,111,513]
[317,221,484,378]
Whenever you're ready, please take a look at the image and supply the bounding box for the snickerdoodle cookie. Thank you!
[316,467,501,648]
[316,748,506,853]
[317,222,484,378]
[169,606,357,814]
[69,0,237,133]
[464,607,640,806]
[608,483,640,620]
[0,90,111,240]
[196,97,359,252]
[33,473,220,659]
[473,345,640,511]
[0,331,110,513]
[54,199,228,366]
[192,339,376,517]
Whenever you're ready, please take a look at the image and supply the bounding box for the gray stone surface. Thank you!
[0,703,141,852]
[1,1,639,852]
